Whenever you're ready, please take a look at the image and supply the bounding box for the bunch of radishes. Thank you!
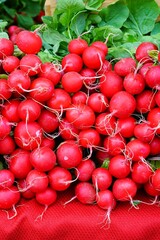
[0,27,160,222]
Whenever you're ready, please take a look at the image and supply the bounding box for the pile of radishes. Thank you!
[0,27,160,222]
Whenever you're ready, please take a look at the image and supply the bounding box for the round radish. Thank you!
[0,38,14,59]
[0,136,15,155]
[59,118,79,140]
[87,92,108,113]
[103,134,126,156]
[75,182,96,204]
[91,41,108,55]
[123,72,145,95]
[71,91,87,105]
[18,179,35,199]
[80,68,96,85]
[151,169,160,191]
[0,79,12,100]
[0,169,15,189]
[150,136,160,156]
[0,186,20,210]
[0,115,11,139]
[2,56,20,73]
[95,112,116,135]
[147,107,160,134]
[61,71,83,93]
[35,187,57,206]
[26,169,48,193]
[78,128,101,148]
[1,99,21,123]
[92,167,112,191]
[145,65,160,89]
[126,139,150,161]
[108,155,130,178]
[82,46,105,69]
[144,181,160,197]
[155,90,160,107]
[68,38,88,55]
[96,189,116,210]
[19,54,42,76]
[75,159,96,182]
[133,122,155,143]
[37,109,59,133]
[62,53,83,73]
[135,42,158,63]
[114,57,136,77]
[131,161,153,184]
[135,90,156,113]
[116,116,136,138]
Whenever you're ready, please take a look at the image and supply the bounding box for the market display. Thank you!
[0,0,160,227]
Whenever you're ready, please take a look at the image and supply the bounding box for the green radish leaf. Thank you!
[70,11,88,36]
[84,0,105,10]
[16,14,35,29]
[0,32,9,39]
[151,22,160,35]
[42,29,70,45]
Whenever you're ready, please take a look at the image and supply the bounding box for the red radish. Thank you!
[75,182,96,204]
[49,166,72,191]
[0,186,20,211]
[26,169,48,193]
[0,79,12,100]
[97,60,112,75]
[0,136,15,155]
[71,91,87,105]
[125,139,150,161]
[19,54,42,76]
[17,99,41,122]
[78,128,101,148]
[135,90,156,113]
[7,25,21,36]
[66,103,95,130]
[144,181,160,197]
[103,134,126,156]
[82,46,105,69]
[47,88,71,111]
[87,92,108,113]
[116,116,136,138]
[0,115,11,139]
[14,121,43,151]
[8,69,31,93]
[150,136,160,156]
[61,53,83,73]
[155,90,160,107]
[151,169,160,191]
[138,62,153,78]
[38,62,62,86]
[108,155,130,178]
[40,137,55,149]
[0,38,14,59]
[35,187,57,206]
[61,71,83,93]
[0,169,15,189]
[16,30,42,54]
[59,118,79,140]
[29,147,56,172]
[145,65,160,89]
[131,161,153,184]
[95,150,111,165]
[80,68,96,85]
[2,56,20,73]
[56,141,82,169]
[133,122,155,143]
[29,77,54,102]
[109,91,136,119]
[92,167,112,191]
[37,109,59,133]
[112,178,137,201]
[135,42,158,63]
[1,99,21,123]
[91,41,108,55]
[18,179,35,199]
[99,71,123,98]
[75,159,96,182]
[96,189,116,210]
[9,148,32,179]
[95,112,116,135]
[123,72,145,95]
[68,38,88,55]
[147,107,160,134]
[114,57,136,77]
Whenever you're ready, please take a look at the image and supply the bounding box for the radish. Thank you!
[145,65,160,89]
[1,99,21,123]
[74,182,96,204]
[135,90,156,113]
[87,92,108,113]
[0,115,11,139]
[8,69,31,93]
[131,161,153,184]
[99,71,123,98]
[14,121,43,151]
[95,112,116,135]
[97,60,112,75]
[0,38,14,59]
[29,77,54,102]
[18,179,35,199]
[8,148,32,179]
[91,41,108,55]
[38,62,62,86]
[75,159,96,182]
[29,147,56,172]
[133,122,155,143]
[61,53,83,73]
[49,166,72,191]
[80,68,96,85]
[61,71,83,93]
[123,72,145,95]
[135,42,158,63]
[26,169,48,193]
[68,38,88,55]
[66,103,95,130]
[19,54,42,76]
[0,79,12,100]
[92,167,112,191]
[17,99,41,122]
[138,62,153,78]
[150,136,160,156]
[2,56,20,73]
[71,91,87,105]
[147,107,160,134]
[114,57,136,77]
[16,30,42,54]
[40,137,55,149]
[112,178,137,201]
[116,116,136,138]
[103,134,126,156]
[155,90,160,107]
[0,136,15,155]
[144,181,160,197]
[108,155,130,178]
[82,46,105,69]
[78,128,101,148]
[37,109,59,133]
[59,118,79,140]
[56,141,82,169]
[0,169,15,189]
[151,169,160,191]
[109,91,136,119]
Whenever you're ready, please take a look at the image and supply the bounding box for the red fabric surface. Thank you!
[0,188,160,240]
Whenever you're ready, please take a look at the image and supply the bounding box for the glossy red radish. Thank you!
[92,167,112,191]
[61,71,83,93]
[19,54,42,76]
[75,159,96,182]
[87,92,108,113]
[26,169,48,193]
[0,169,15,189]
[37,109,59,133]
[2,56,20,73]
[108,155,130,178]
[131,161,153,184]
[0,38,14,59]
[82,46,105,69]
[114,57,136,77]
[68,38,88,55]
[62,53,83,73]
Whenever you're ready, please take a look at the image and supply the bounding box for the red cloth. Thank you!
[0,189,160,240]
